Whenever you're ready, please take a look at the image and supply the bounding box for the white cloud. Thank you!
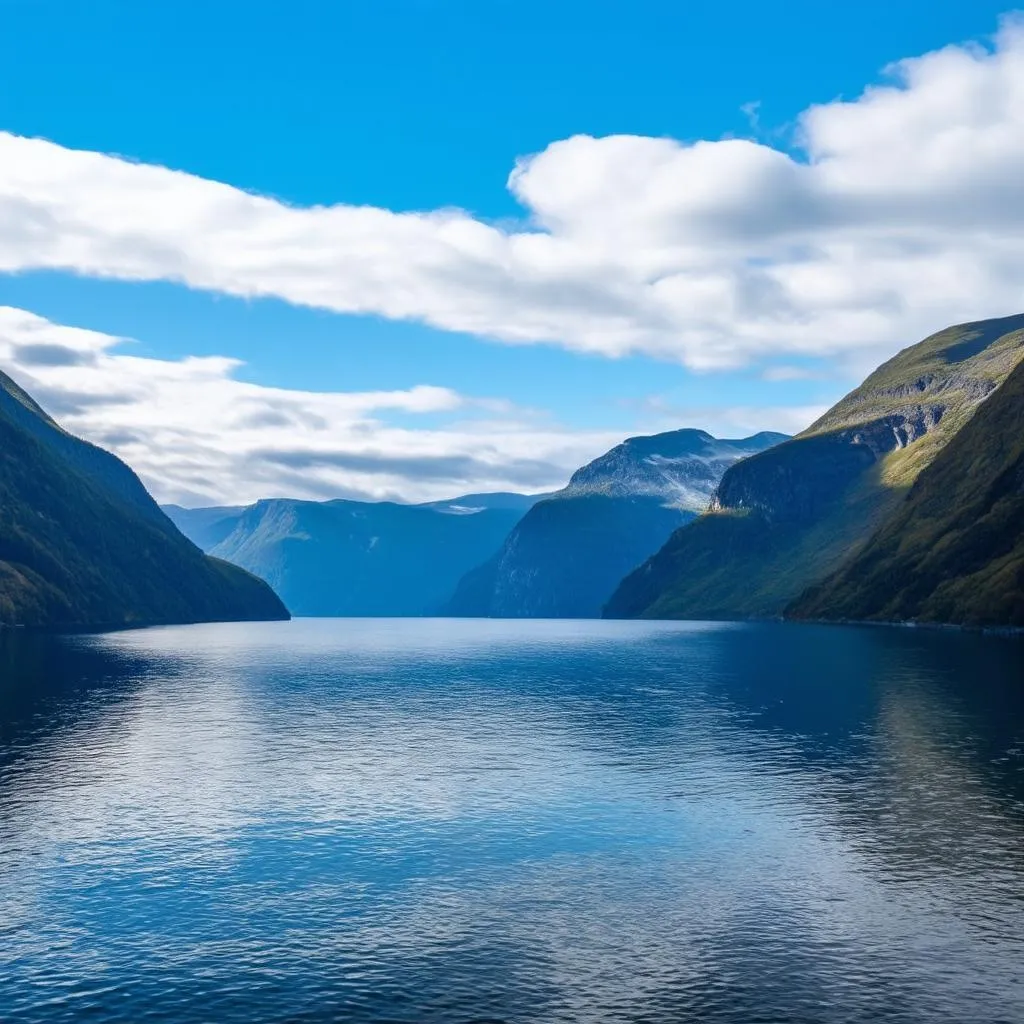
[0,306,628,506]
[760,365,829,382]
[1,18,1024,369]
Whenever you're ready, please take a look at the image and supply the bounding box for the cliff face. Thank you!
[709,432,878,526]
[790,355,1024,628]
[605,314,1024,621]
[446,430,788,619]
[0,369,289,629]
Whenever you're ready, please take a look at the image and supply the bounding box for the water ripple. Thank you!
[0,618,1022,1023]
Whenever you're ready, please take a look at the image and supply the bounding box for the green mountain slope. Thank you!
[0,369,289,628]
[605,314,1024,621]
[166,493,538,617]
[790,355,1024,627]
[446,430,788,619]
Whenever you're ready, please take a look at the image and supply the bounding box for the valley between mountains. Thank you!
[2,314,1022,630]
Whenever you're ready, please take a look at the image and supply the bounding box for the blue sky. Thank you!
[0,0,1020,504]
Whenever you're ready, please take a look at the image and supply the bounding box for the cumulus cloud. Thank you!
[2,19,1024,368]
[0,307,628,506]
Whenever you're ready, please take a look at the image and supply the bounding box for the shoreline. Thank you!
[3,613,1021,639]
[781,614,1024,638]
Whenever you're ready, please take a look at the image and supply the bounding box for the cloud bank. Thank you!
[0,308,817,506]
[0,307,632,505]
[1,19,1023,370]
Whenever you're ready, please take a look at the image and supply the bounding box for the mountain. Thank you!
[444,429,788,619]
[164,492,542,617]
[790,354,1024,628]
[0,369,289,629]
[606,314,1024,621]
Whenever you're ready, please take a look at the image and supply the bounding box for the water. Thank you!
[1,619,1023,1024]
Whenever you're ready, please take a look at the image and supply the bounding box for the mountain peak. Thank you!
[565,428,787,510]
[446,426,788,620]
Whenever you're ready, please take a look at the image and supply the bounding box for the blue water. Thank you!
[1,619,1023,1023]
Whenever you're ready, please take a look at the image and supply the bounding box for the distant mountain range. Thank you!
[444,430,788,618]
[164,493,544,617]
[0,370,288,629]
[607,314,1024,628]
[168,431,787,620]
[5,311,1020,633]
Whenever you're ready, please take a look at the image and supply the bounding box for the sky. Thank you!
[0,0,1021,505]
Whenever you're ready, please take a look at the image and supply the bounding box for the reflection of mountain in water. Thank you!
[702,624,1024,890]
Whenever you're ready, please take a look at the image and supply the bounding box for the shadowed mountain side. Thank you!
[446,429,788,619]
[790,355,1024,628]
[605,314,1024,621]
[0,370,288,629]
[167,493,541,617]
[445,495,697,619]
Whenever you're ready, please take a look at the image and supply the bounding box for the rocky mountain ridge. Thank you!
[606,314,1024,621]
[564,430,788,507]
